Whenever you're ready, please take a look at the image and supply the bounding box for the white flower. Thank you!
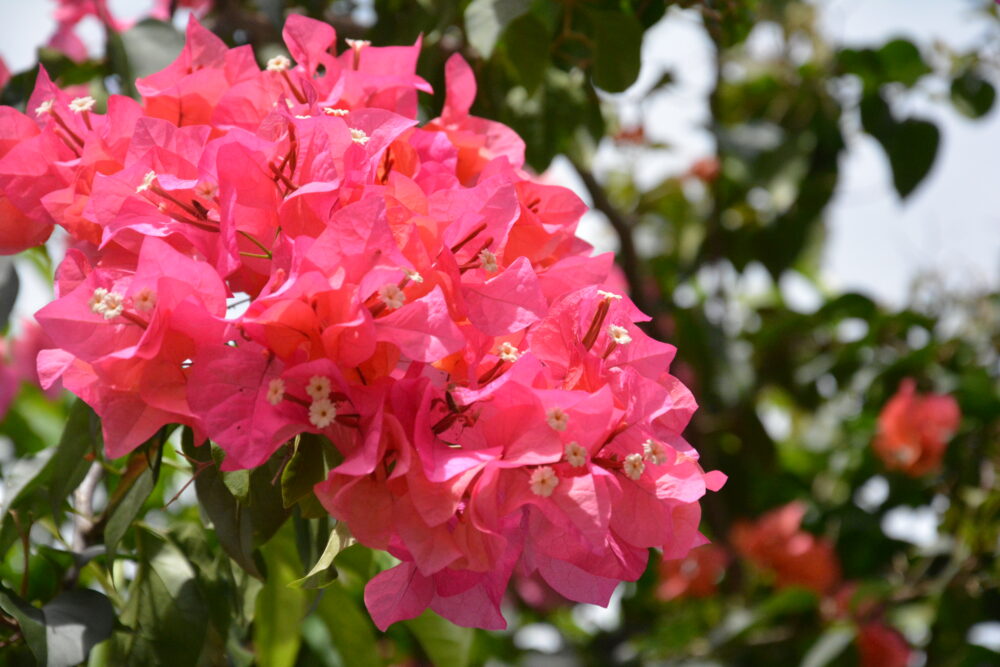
[99,292,124,320]
[69,96,96,113]
[378,284,405,310]
[564,441,588,468]
[266,55,291,71]
[345,38,371,50]
[309,398,336,428]
[608,324,632,345]
[623,453,645,480]
[546,407,568,432]
[323,107,349,116]
[478,248,498,273]
[350,128,370,145]
[498,342,520,363]
[266,378,286,406]
[89,288,109,315]
[136,170,157,193]
[642,439,668,465]
[34,99,54,116]
[529,466,559,497]
[132,287,157,312]
[597,290,622,301]
[305,375,331,401]
[403,268,423,283]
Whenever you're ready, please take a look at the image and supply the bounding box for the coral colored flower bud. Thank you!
[873,378,960,477]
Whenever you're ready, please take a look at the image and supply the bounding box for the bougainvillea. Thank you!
[0,15,724,630]
[873,378,961,477]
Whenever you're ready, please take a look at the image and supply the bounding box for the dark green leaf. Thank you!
[587,9,642,92]
[465,0,531,58]
[0,583,47,664]
[860,92,939,198]
[502,13,550,94]
[104,449,157,560]
[42,589,115,667]
[281,434,327,509]
[289,522,353,589]
[0,263,18,331]
[405,609,474,667]
[950,69,996,119]
[181,429,262,578]
[46,400,99,517]
[876,39,930,87]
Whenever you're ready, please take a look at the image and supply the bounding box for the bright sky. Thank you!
[0,0,997,310]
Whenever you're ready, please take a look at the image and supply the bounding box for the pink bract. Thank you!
[3,15,724,630]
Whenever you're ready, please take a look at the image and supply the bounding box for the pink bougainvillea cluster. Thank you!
[0,16,724,629]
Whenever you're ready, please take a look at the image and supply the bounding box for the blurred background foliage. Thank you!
[1,0,998,665]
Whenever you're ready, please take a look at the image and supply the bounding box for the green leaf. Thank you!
[586,9,642,93]
[118,19,185,80]
[46,400,99,516]
[950,69,996,119]
[114,527,210,664]
[0,263,18,331]
[405,609,474,667]
[0,583,47,664]
[875,39,930,88]
[860,92,939,199]
[502,13,550,95]
[800,625,856,667]
[281,434,328,509]
[247,449,293,545]
[104,448,157,560]
[181,429,262,578]
[42,589,115,667]
[254,522,308,667]
[465,0,531,58]
[289,522,354,589]
[315,583,380,667]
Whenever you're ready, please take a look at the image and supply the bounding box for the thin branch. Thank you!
[569,158,661,339]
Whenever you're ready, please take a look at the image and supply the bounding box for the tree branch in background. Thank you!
[569,158,663,341]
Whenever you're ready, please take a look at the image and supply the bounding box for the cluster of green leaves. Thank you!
[1,0,999,665]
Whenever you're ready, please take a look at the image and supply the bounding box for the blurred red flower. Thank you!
[857,621,911,667]
[731,501,840,595]
[657,544,728,601]
[873,378,960,476]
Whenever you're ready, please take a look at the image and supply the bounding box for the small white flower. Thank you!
[350,128,370,145]
[323,107,349,116]
[294,114,312,119]
[309,398,336,428]
[564,441,588,468]
[266,55,292,71]
[305,375,331,401]
[266,378,286,406]
[378,284,405,310]
[597,290,622,301]
[345,38,371,50]
[89,288,109,315]
[136,170,157,193]
[132,287,157,312]
[623,453,645,480]
[34,99,54,116]
[608,324,632,345]
[498,342,520,363]
[478,248,498,273]
[546,407,568,432]
[99,292,124,320]
[529,466,559,497]
[69,96,96,113]
[642,439,668,465]
[403,268,423,283]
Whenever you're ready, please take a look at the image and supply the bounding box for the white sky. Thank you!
[0,0,997,311]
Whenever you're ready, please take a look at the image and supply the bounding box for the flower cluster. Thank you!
[1,16,724,629]
[873,378,961,477]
